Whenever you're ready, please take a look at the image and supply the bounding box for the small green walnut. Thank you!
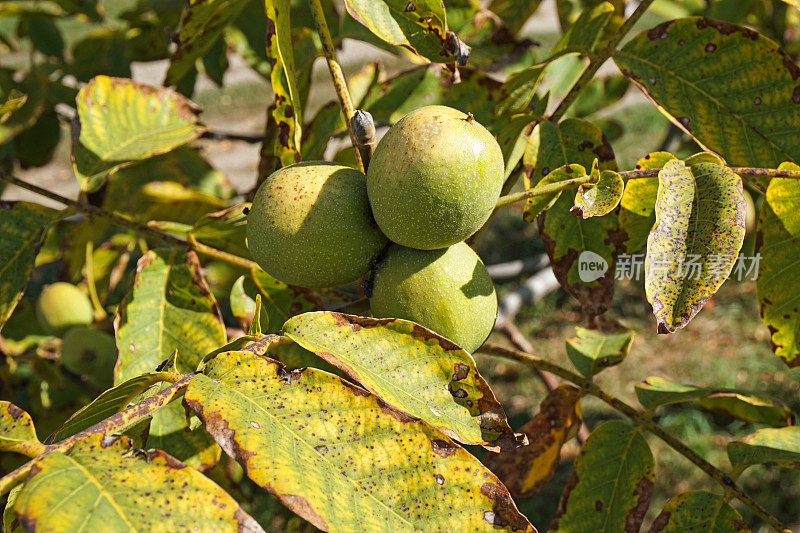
[36,282,94,336]
[370,242,497,352]
[246,162,388,288]
[61,326,117,389]
[367,105,504,250]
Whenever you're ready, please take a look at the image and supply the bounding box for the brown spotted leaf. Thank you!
[614,18,800,170]
[484,385,582,497]
[164,0,250,85]
[727,426,800,474]
[649,491,748,532]
[522,164,586,221]
[618,152,675,253]
[0,402,43,456]
[115,249,226,381]
[185,350,536,532]
[550,420,653,533]
[283,312,521,451]
[571,164,624,219]
[266,0,301,168]
[645,159,745,333]
[524,118,621,317]
[13,434,263,532]
[757,162,800,366]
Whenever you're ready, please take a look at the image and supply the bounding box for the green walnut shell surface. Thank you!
[61,326,117,389]
[367,105,504,250]
[36,282,94,336]
[246,162,388,288]
[370,242,497,352]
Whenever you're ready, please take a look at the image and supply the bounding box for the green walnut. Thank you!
[36,282,94,336]
[367,105,504,250]
[247,162,388,288]
[61,326,117,389]
[370,242,497,352]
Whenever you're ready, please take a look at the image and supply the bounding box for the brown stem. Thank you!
[0,373,192,497]
[308,0,364,173]
[0,173,257,271]
[480,343,791,533]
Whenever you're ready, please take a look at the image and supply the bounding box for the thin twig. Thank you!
[494,166,800,208]
[480,343,790,533]
[0,173,258,271]
[0,374,192,497]
[308,0,364,173]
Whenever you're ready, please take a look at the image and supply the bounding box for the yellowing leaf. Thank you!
[550,420,654,532]
[757,162,800,366]
[283,312,520,450]
[618,152,675,253]
[571,168,624,219]
[266,0,301,168]
[0,402,42,456]
[115,249,226,381]
[645,159,745,333]
[728,426,800,473]
[73,76,205,193]
[484,385,581,497]
[185,350,535,532]
[13,434,263,532]
[650,491,747,532]
[614,18,800,169]
[0,202,64,330]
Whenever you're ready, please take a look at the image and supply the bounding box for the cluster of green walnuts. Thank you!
[247,105,505,352]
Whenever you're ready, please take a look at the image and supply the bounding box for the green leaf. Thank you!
[101,146,233,225]
[230,269,322,334]
[0,202,64,331]
[569,75,629,118]
[165,0,250,85]
[19,14,64,58]
[73,76,206,193]
[495,114,534,181]
[524,118,620,317]
[645,159,746,333]
[146,397,220,472]
[728,426,800,472]
[115,249,226,382]
[49,372,180,442]
[185,350,535,532]
[484,385,582,497]
[650,491,748,532]
[0,401,42,454]
[757,162,800,366]
[190,204,250,258]
[618,152,675,253]
[283,312,521,450]
[13,434,263,532]
[571,164,624,219]
[550,420,654,532]
[362,65,504,131]
[0,69,48,143]
[343,0,452,63]
[635,376,792,426]
[486,0,543,37]
[496,61,553,116]
[550,2,616,57]
[614,18,800,168]
[266,0,302,167]
[565,326,633,377]
[13,109,61,168]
